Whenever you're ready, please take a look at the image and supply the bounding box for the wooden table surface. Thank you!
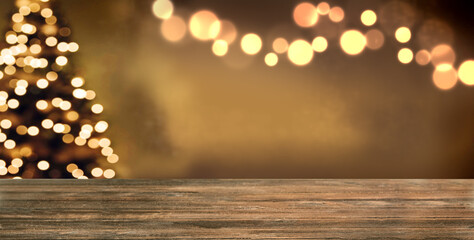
[0,179,473,239]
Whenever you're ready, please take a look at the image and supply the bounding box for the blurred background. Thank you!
[1,0,472,178]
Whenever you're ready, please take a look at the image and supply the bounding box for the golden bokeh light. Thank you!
[212,39,228,57]
[216,20,237,44]
[91,167,103,177]
[288,39,313,66]
[95,121,109,133]
[189,10,220,41]
[36,78,49,89]
[41,119,53,129]
[37,160,49,171]
[160,15,186,42]
[107,154,119,164]
[46,71,58,81]
[91,104,104,114]
[57,42,68,52]
[12,158,23,168]
[458,60,474,86]
[430,44,455,66]
[395,27,411,43]
[103,169,115,179]
[55,56,68,66]
[16,125,28,135]
[71,77,84,87]
[40,8,52,18]
[361,10,377,26]
[293,2,318,28]
[69,42,79,52]
[272,38,288,54]
[72,168,84,178]
[0,119,12,129]
[433,64,457,90]
[340,30,366,55]
[241,33,262,55]
[152,0,173,20]
[66,111,79,121]
[316,2,330,15]
[415,50,431,66]
[264,53,278,67]
[66,163,78,173]
[27,126,39,136]
[312,36,328,53]
[398,48,413,64]
[328,7,344,23]
[4,139,16,149]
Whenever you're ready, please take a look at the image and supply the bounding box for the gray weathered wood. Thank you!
[0,179,473,239]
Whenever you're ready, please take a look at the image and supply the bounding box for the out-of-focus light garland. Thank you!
[152,0,474,90]
[0,0,117,179]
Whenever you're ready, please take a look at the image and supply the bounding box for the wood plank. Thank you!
[0,179,473,239]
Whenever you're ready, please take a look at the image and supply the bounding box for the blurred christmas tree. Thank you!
[0,0,117,179]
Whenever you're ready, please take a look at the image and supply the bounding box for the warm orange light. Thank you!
[430,44,455,66]
[395,27,411,43]
[288,39,313,66]
[189,10,220,41]
[415,50,431,66]
[398,48,413,64]
[264,53,278,67]
[311,36,328,53]
[361,10,377,26]
[293,2,318,27]
[365,29,384,50]
[272,38,289,54]
[458,60,474,86]
[216,20,237,44]
[152,0,173,19]
[340,30,366,55]
[316,2,330,15]
[212,40,228,57]
[328,7,344,23]
[161,15,186,42]
[433,64,457,90]
[241,33,262,55]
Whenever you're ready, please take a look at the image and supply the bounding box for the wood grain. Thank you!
[0,179,473,239]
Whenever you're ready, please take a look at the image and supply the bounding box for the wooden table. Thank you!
[0,179,473,239]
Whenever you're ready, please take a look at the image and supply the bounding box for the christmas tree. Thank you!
[0,0,117,179]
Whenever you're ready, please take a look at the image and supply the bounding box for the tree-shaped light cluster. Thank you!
[0,0,117,179]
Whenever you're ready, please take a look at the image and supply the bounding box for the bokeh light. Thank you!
[361,10,377,26]
[398,48,413,64]
[340,30,366,55]
[365,29,384,50]
[433,64,457,90]
[152,0,173,20]
[264,53,278,67]
[430,44,455,66]
[272,38,288,54]
[415,50,431,66]
[316,2,330,15]
[161,15,186,42]
[395,27,411,43]
[328,7,344,23]
[293,2,318,28]
[241,33,262,55]
[458,60,474,86]
[189,10,220,41]
[288,39,313,66]
[312,36,328,53]
[212,39,228,56]
[216,20,237,44]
